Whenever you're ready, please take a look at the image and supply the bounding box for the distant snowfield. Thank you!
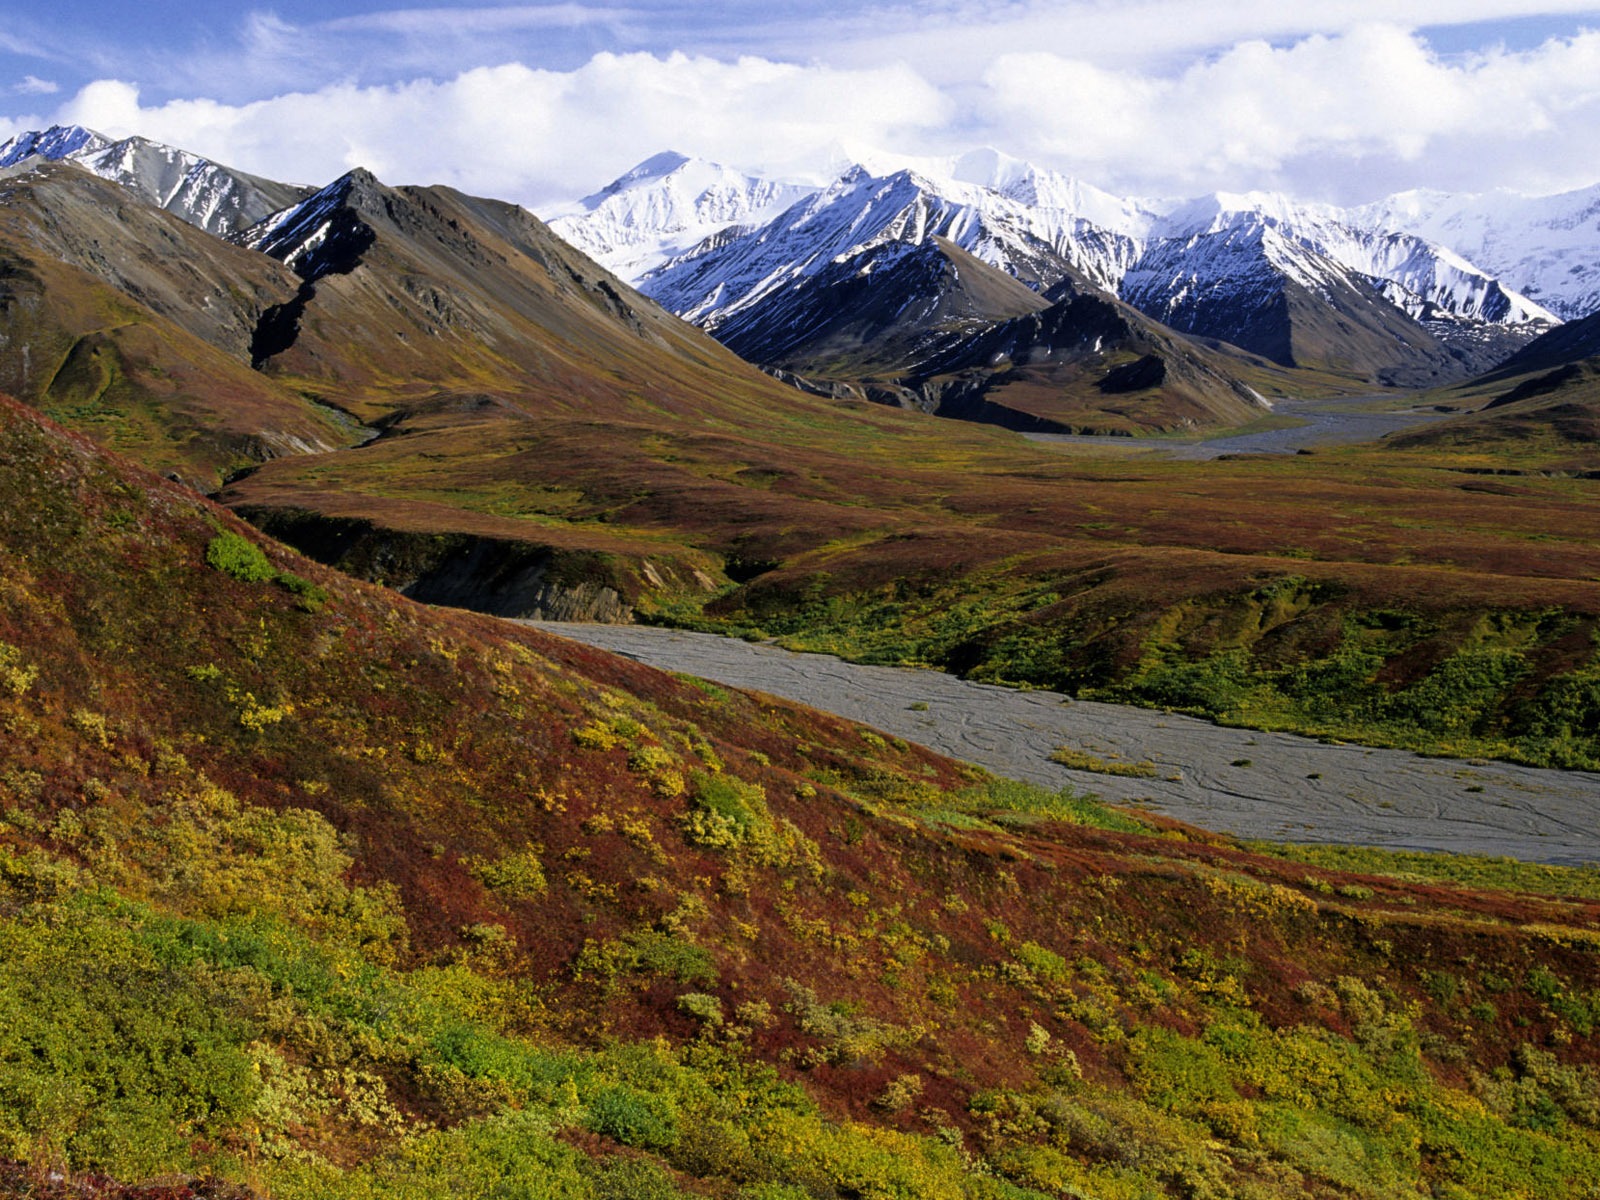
[527,622,1600,866]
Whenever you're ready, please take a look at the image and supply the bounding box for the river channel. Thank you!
[526,622,1600,866]
[1023,394,1456,459]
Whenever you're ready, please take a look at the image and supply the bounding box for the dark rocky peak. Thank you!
[238,169,384,282]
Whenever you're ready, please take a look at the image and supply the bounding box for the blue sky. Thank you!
[5,2,1600,206]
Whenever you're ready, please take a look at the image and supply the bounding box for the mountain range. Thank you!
[0,118,1597,744]
[10,123,1596,431]
[556,148,1586,397]
[0,124,309,237]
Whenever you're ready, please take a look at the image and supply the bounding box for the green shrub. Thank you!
[1126,650,1252,712]
[590,1157,686,1200]
[205,531,275,583]
[575,929,716,986]
[275,571,329,612]
[586,1085,679,1149]
[1014,941,1069,984]
[684,772,768,847]
[0,894,260,1176]
[949,778,1148,834]
[0,642,38,696]
[676,992,724,1027]
[1389,648,1528,735]
[1048,747,1158,777]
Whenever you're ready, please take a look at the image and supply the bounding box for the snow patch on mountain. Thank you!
[235,170,378,282]
[0,125,110,166]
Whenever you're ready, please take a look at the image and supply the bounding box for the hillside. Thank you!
[0,162,348,484]
[1384,310,1600,467]
[11,393,1600,1198]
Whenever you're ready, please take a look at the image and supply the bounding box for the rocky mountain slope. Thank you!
[0,122,309,237]
[0,160,346,482]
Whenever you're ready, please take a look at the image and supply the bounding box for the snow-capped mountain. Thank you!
[944,148,1154,293]
[1355,184,1600,322]
[544,151,816,281]
[0,125,110,165]
[1146,192,1555,329]
[0,124,308,237]
[632,161,1549,383]
[566,150,1556,336]
[639,164,1121,335]
[1120,215,1494,381]
[621,163,1273,432]
[559,150,1562,387]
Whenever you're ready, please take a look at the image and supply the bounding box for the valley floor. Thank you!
[529,621,1600,865]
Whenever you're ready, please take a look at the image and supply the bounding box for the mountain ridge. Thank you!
[0,122,311,237]
[562,149,1567,340]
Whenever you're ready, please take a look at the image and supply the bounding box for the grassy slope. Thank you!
[1389,359,1600,474]
[11,400,1600,1198]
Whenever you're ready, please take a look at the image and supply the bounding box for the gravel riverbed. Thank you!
[526,622,1600,866]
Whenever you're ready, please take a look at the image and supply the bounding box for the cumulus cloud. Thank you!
[31,18,1600,207]
[53,53,954,202]
[973,24,1600,199]
[810,0,1600,79]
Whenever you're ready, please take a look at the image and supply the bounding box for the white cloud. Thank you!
[14,76,59,96]
[52,54,954,202]
[972,24,1600,199]
[322,5,638,36]
[803,0,1600,79]
[33,17,1600,207]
